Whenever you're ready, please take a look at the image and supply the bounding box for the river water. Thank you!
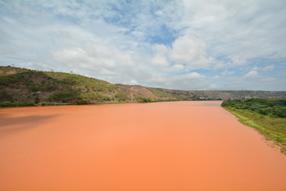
[0,101,286,191]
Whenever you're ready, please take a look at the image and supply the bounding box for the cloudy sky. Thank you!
[0,0,286,90]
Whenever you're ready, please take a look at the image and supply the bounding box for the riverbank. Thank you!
[222,99,286,154]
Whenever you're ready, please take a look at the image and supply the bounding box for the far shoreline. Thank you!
[0,100,223,110]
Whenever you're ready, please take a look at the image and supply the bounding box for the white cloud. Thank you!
[242,65,275,79]
[187,72,205,80]
[170,34,209,68]
[0,0,285,90]
[152,55,168,66]
[150,33,211,71]
[130,79,138,85]
[261,65,274,72]
[244,70,258,78]
[151,44,169,66]
[180,0,286,65]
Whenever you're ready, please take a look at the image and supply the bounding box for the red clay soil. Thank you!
[0,101,286,191]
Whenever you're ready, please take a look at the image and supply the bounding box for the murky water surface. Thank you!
[1,101,286,191]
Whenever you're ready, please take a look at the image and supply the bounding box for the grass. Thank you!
[223,99,286,154]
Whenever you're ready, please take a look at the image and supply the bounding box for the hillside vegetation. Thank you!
[0,66,180,107]
[222,99,286,153]
[1,66,286,107]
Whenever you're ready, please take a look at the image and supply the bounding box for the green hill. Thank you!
[1,66,286,107]
[0,66,180,107]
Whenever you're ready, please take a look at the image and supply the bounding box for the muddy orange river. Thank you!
[0,101,286,191]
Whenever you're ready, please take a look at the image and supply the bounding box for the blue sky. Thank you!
[0,0,286,90]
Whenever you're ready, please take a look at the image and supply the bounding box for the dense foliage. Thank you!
[222,99,286,118]
[223,98,286,154]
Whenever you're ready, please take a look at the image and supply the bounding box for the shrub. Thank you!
[115,92,129,102]
[49,91,81,103]
[136,97,152,103]
[222,99,286,118]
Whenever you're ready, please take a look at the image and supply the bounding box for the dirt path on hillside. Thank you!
[0,101,286,191]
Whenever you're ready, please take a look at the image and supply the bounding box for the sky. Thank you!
[0,0,286,90]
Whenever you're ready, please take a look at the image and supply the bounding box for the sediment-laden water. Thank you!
[1,101,286,191]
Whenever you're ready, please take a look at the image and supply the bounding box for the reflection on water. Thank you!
[0,113,58,133]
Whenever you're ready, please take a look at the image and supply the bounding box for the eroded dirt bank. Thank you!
[0,101,286,191]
